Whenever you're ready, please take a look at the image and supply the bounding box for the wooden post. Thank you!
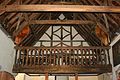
[103,49,107,65]
[34,49,36,65]
[22,49,25,66]
[49,49,51,65]
[73,49,76,65]
[69,49,71,65]
[75,73,78,80]
[81,49,83,66]
[30,49,33,66]
[42,49,44,65]
[45,73,48,80]
[46,49,48,65]
[38,49,40,65]
[65,49,67,65]
[88,49,91,66]
[54,49,56,65]
[25,49,29,65]
[107,49,111,65]
[58,49,60,65]
[14,49,18,65]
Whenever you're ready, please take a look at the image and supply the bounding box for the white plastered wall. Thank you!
[15,74,98,80]
[34,26,89,47]
[69,76,98,80]
[0,26,15,74]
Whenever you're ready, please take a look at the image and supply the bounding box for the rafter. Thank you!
[0,5,120,13]
[63,13,101,46]
[83,0,119,38]
[12,13,45,37]
[0,10,5,15]
[77,15,101,46]
[21,13,57,46]
[2,0,42,36]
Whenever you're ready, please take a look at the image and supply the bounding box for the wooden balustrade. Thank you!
[13,46,112,74]
[14,46,110,66]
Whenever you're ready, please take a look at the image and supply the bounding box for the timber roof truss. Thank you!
[0,0,120,46]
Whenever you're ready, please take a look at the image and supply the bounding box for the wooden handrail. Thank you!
[14,46,110,49]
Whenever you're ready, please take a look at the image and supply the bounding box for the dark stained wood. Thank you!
[1,5,120,13]
[29,20,95,25]
[50,26,53,46]
[13,65,112,74]
[112,40,120,66]
[0,0,119,48]
[13,46,112,74]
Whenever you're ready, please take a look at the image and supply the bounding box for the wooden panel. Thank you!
[13,65,112,74]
